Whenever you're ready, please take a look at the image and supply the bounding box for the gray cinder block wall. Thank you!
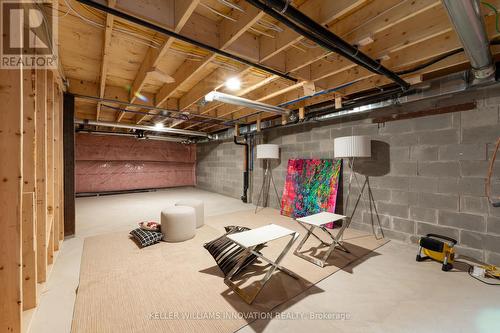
[196,140,244,199]
[196,93,500,265]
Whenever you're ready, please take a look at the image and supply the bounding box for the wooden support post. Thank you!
[58,88,64,241]
[335,95,343,109]
[63,93,75,237]
[22,193,36,310]
[298,107,305,120]
[46,72,54,264]
[47,219,54,265]
[281,114,287,125]
[22,68,37,310]
[35,69,47,283]
[234,123,240,136]
[53,86,60,251]
[0,68,23,333]
[256,114,261,132]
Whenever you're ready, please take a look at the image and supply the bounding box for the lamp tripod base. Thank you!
[255,159,280,213]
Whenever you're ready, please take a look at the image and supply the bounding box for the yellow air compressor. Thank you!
[416,234,457,271]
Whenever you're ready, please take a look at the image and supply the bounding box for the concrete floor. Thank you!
[29,187,500,333]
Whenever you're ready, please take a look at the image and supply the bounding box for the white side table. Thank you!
[224,224,299,304]
[294,212,350,267]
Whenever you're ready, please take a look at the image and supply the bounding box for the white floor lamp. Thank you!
[255,144,280,213]
[334,136,371,223]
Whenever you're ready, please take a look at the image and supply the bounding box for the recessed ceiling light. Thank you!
[225,77,241,91]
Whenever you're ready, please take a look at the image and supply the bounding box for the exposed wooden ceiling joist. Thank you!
[59,0,500,133]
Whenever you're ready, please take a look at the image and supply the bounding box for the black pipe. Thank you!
[100,104,232,127]
[76,0,297,83]
[234,135,249,203]
[305,88,412,119]
[244,0,410,90]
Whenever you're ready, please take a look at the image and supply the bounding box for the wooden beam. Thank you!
[154,1,264,122]
[259,0,368,63]
[58,87,65,241]
[53,86,61,251]
[46,72,55,239]
[0,68,23,333]
[47,217,54,265]
[63,94,75,237]
[22,68,37,310]
[372,102,476,123]
[299,2,448,83]
[298,107,305,120]
[22,192,36,310]
[335,95,342,109]
[35,69,47,283]
[192,1,439,128]
[46,72,55,266]
[96,0,116,121]
[129,0,199,107]
[213,9,500,124]
[286,0,440,73]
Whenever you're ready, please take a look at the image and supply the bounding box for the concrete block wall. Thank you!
[196,140,244,199]
[196,95,500,265]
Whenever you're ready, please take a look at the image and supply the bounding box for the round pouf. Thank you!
[161,206,196,242]
[175,199,205,228]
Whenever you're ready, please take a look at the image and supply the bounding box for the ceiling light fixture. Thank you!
[205,91,290,115]
[225,77,241,91]
[154,122,164,130]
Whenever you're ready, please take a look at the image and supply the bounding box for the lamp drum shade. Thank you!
[334,136,371,158]
[256,144,280,159]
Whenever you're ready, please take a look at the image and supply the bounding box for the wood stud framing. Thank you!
[1,65,66,331]
[1,0,498,330]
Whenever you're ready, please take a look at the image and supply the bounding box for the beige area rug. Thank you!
[72,208,388,333]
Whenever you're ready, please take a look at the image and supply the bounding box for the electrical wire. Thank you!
[298,39,319,48]
[217,0,245,12]
[168,48,204,61]
[256,19,284,33]
[211,59,241,72]
[63,0,163,49]
[455,260,500,286]
[249,27,276,38]
[396,48,464,75]
[200,2,237,21]
[481,1,500,33]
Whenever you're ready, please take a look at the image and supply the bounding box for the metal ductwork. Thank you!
[75,119,210,138]
[442,0,495,80]
[202,69,500,142]
[75,130,191,143]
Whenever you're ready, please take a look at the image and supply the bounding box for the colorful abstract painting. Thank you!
[280,159,342,227]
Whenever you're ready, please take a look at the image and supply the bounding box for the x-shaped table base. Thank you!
[224,232,299,304]
[293,219,350,268]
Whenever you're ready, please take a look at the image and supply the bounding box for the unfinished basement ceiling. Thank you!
[56,0,500,133]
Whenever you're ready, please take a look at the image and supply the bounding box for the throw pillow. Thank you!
[130,228,163,248]
[203,225,265,277]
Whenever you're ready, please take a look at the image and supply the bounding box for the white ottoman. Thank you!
[161,206,196,242]
[175,199,204,228]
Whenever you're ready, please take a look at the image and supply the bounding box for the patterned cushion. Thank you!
[130,228,163,247]
[203,226,265,277]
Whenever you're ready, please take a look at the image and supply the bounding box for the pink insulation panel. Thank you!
[75,134,196,193]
